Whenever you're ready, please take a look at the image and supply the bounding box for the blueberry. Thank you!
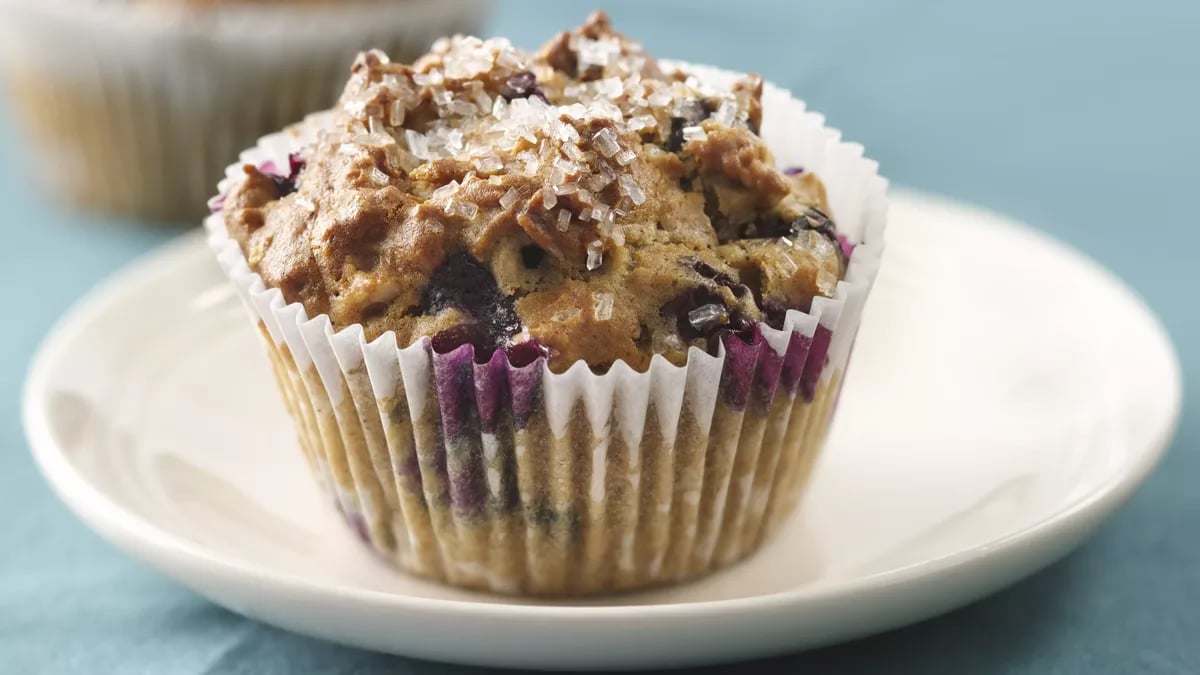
[420,251,522,356]
[505,340,548,368]
[264,152,306,197]
[714,208,844,263]
[429,323,492,355]
[429,326,546,367]
[682,99,717,124]
[716,214,791,241]
[520,244,546,269]
[666,99,716,152]
[799,207,836,241]
[666,118,687,153]
[837,233,856,261]
[662,259,778,346]
[795,207,845,263]
[501,71,547,103]
[760,302,790,329]
[660,285,753,346]
[660,287,728,342]
[687,258,749,299]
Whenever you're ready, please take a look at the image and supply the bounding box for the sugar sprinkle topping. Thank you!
[325,26,755,266]
[586,240,605,270]
[499,187,521,209]
[688,303,729,331]
[592,292,614,321]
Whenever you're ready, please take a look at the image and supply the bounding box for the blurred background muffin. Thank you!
[0,0,488,222]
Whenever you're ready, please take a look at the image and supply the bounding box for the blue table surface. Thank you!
[2,1,1197,673]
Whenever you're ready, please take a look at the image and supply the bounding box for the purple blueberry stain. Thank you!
[260,152,306,197]
[508,356,543,431]
[783,166,805,175]
[507,340,548,368]
[207,192,226,214]
[430,334,546,518]
[432,343,478,444]
[432,345,488,518]
[780,330,813,394]
[719,331,762,411]
[473,352,526,513]
[430,323,492,358]
[431,329,545,371]
[473,349,509,435]
[837,234,856,261]
[752,331,786,407]
[447,456,488,517]
[461,342,544,432]
[799,324,833,401]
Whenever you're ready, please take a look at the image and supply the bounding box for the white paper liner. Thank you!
[0,0,487,219]
[204,62,888,596]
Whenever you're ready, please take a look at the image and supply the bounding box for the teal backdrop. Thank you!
[1,1,1196,672]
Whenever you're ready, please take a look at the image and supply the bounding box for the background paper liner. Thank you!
[204,63,888,596]
[0,0,486,221]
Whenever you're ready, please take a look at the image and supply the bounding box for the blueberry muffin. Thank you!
[208,11,887,596]
[0,0,486,220]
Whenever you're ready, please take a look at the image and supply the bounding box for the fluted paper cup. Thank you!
[0,0,487,221]
[204,63,888,596]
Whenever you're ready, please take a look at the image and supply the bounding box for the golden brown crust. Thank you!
[689,124,789,207]
[220,13,845,372]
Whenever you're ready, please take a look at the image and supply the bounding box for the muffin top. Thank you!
[220,11,846,373]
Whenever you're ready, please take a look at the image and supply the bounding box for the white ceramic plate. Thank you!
[24,190,1181,671]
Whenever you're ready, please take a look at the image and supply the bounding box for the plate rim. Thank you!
[22,188,1184,625]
